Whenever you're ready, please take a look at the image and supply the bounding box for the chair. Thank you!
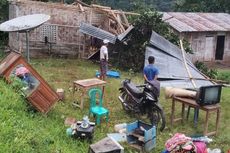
[88,88,109,125]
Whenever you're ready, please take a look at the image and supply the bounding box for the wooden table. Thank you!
[170,97,221,136]
[73,78,106,110]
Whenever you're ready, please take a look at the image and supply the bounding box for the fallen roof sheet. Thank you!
[79,22,117,44]
[162,12,230,32]
[145,31,214,88]
[117,25,134,41]
[79,23,134,44]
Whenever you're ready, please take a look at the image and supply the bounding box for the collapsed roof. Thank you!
[145,31,214,88]
[79,23,134,44]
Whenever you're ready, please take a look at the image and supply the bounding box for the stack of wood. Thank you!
[73,0,139,35]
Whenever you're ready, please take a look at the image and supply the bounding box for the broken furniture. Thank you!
[72,78,106,109]
[0,52,59,113]
[88,137,124,153]
[88,88,109,125]
[170,96,221,136]
[126,120,156,152]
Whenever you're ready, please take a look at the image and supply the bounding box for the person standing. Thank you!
[143,56,160,96]
[143,56,159,82]
[100,39,110,80]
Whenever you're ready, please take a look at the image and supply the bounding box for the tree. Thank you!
[111,10,179,72]
[174,0,230,12]
[0,0,9,46]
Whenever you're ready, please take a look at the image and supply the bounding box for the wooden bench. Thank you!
[170,97,221,136]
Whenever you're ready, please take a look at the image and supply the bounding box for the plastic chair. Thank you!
[88,88,109,125]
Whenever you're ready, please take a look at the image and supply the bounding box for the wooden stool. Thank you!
[170,97,221,136]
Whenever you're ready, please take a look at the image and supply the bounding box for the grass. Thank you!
[0,57,230,152]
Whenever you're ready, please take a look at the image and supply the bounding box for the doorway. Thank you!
[215,35,225,60]
[205,36,215,61]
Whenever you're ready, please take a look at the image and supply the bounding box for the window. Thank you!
[10,64,40,96]
[41,24,57,43]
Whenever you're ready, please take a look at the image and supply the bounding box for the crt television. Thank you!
[196,85,222,106]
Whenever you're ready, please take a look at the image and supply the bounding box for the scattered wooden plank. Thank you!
[75,0,90,7]
[120,12,129,26]
[110,11,125,32]
[114,10,140,16]
[77,3,84,12]
[91,4,111,10]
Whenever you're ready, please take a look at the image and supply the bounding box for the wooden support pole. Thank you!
[75,0,90,7]
[91,4,111,10]
[180,39,197,88]
[110,11,125,32]
[121,11,129,26]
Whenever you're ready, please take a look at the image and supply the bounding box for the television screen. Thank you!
[196,85,222,106]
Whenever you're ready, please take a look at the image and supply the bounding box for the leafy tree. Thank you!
[174,0,230,12]
[111,10,186,72]
[95,0,174,11]
[0,0,8,46]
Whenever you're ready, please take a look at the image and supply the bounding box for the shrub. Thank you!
[194,61,218,79]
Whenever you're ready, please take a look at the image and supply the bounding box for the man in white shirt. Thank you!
[100,39,109,80]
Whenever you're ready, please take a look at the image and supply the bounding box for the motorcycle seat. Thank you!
[125,82,143,98]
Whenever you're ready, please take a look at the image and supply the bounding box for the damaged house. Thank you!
[162,12,230,63]
[7,0,134,58]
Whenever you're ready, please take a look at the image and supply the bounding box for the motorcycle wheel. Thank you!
[149,106,166,132]
[120,92,132,113]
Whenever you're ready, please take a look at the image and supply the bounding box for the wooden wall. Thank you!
[182,32,230,63]
[8,0,108,58]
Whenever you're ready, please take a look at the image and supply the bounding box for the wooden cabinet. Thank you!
[0,51,59,113]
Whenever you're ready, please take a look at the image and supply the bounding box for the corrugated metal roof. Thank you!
[162,12,230,32]
[117,25,134,41]
[145,31,214,88]
[79,22,117,44]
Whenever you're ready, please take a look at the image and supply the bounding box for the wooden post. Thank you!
[110,11,125,32]
[180,39,196,88]
[120,11,129,26]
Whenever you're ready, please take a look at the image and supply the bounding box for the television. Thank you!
[196,85,222,106]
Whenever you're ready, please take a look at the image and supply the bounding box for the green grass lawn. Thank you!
[0,58,230,152]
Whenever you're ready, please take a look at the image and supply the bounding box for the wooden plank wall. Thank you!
[184,32,230,63]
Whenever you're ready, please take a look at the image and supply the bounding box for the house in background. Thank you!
[8,0,132,58]
[162,12,230,63]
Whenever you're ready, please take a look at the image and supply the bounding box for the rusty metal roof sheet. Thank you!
[162,12,230,32]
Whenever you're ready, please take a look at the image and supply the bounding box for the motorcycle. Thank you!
[118,79,166,131]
